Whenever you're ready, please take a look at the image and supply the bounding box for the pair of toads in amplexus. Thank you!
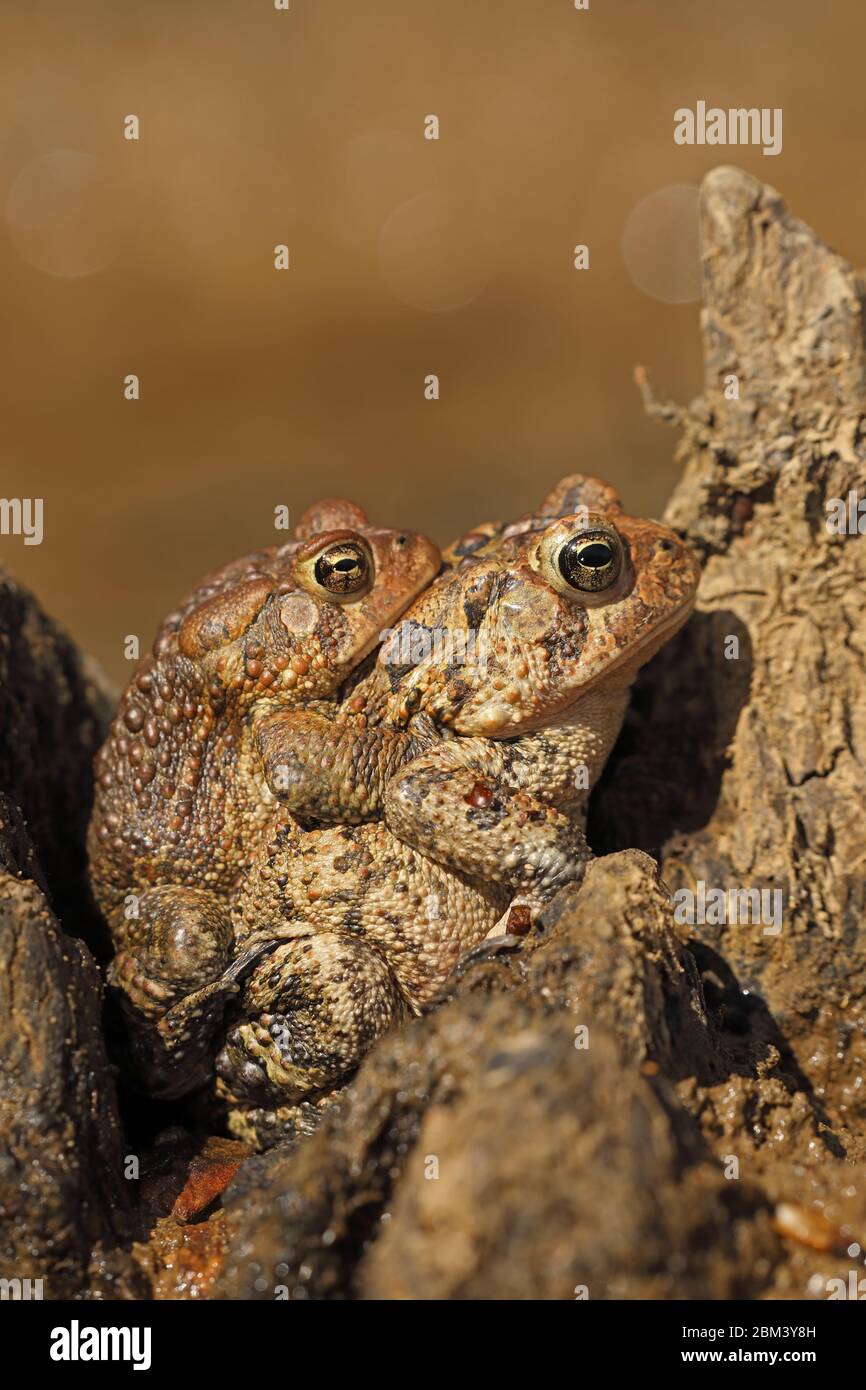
[89,474,699,1148]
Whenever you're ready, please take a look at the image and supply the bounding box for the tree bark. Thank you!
[593,165,866,1121]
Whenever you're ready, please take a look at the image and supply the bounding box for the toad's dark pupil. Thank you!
[577,542,612,568]
[558,534,620,591]
[315,548,366,591]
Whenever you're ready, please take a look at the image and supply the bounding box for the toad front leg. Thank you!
[254,706,438,823]
[383,735,592,906]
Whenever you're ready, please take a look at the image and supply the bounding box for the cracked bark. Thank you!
[592,165,866,1117]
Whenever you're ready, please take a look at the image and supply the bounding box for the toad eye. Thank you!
[312,541,373,596]
[556,533,622,592]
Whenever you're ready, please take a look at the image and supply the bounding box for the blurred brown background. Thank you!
[1,0,863,684]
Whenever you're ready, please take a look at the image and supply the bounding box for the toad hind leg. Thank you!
[131,935,286,1099]
[215,932,408,1106]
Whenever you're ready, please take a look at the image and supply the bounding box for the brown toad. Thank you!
[211,476,700,1141]
[87,500,440,1095]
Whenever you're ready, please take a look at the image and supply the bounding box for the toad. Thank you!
[87,501,441,1095]
[211,476,700,1141]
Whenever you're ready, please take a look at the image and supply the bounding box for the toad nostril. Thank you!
[657,538,674,553]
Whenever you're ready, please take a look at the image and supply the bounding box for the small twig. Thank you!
[633,365,688,428]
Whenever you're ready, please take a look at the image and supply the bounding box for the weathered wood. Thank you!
[594,166,866,1124]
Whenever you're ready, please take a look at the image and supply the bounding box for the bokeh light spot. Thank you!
[621,184,701,304]
[378,190,494,313]
[5,150,120,279]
